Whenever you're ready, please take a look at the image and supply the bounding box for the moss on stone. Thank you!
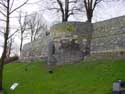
[32,47,37,51]
[53,23,76,32]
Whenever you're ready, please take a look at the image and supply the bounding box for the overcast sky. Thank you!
[0,0,125,56]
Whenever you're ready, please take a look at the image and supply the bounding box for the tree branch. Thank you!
[0,2,7,8]
[68,12,74,17]
[68,0,78,3]
[9,0,29,14]
[18,11,23,28]
[0,10,6,16]
[0,18,6,22]
[50,8,60,12]
[10,0,14,12]
[0,30,4,34]
[84,0,88,11]
[8,29,19,39]
[47,7,60,10]
[96,0,103,4]
[56,0,64,16]
[88,0,90,9]
[90,0,93,9]
[93,0,103,10]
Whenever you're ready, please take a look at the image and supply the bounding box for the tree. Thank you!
[82,0,103,56]
[57,0,69,22]
[18,11,28,53]
[26,12,48,42]
[83,0,103,22]
[0,0,29,91]
[43,0,83,22]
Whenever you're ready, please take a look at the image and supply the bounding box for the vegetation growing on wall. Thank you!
[53,23,76,32]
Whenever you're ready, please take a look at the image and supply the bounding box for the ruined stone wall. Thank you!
[50,22,93,64]
[51,22,93,52]
[87,16,125,60]
[20,32,51,62]
[20,22,93,63]
[20,16,125,62]
[91,16,125,53]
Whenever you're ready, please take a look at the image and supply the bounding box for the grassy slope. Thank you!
[3,59,125,94]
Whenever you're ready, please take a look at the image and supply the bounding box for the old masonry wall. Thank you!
[20,16,125,63]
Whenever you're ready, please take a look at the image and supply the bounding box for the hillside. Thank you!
[3,59,125,94]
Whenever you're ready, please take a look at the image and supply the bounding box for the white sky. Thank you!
[0,0,125,57]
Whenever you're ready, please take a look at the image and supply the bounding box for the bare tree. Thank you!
[18,11,28,53]
[26,12,48,42]
[83,0,103,22]
[81,0,103,56]
[0,0,29,91]
[43,0,83,22]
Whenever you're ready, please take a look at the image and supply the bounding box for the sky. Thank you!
[0,0,125,57]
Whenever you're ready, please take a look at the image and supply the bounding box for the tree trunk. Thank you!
[64,0,69,22]
[62,13,65,22]
[87,9,93,23]
[0,67,3,91]
[20,33,23,53]
[87,17,92,23]
[0,0,10,90]
[87,13,92,23]
[31,33,33,42]
[0,26,9,90]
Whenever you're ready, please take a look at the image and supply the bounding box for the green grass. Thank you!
[3,59,125,94]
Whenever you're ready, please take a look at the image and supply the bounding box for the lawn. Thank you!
[3,59,125,94]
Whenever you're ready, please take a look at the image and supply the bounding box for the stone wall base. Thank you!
[85,51,125,61]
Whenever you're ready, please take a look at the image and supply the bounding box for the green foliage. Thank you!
[3,59,125,94]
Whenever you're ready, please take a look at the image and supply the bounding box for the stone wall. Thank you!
[50,22,93,64]
[20,22,93,64]
[20,32,51,62]
[87,16,125,60]
[51,22,93,52]
[91,16,125,53]
[20,16,125,63]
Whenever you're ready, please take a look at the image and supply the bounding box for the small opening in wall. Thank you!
[120,51,124,55]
